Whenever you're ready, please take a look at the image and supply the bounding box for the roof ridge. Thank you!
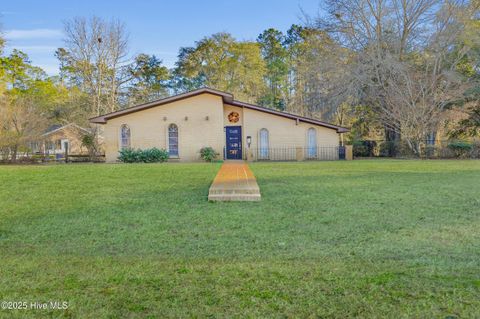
[89,87,232,123]
[89,88,349,133]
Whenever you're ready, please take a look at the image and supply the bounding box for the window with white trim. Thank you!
[307,127,317,158]
[120,124,131,149]
[259,128,269,159]
[168,124,179,157]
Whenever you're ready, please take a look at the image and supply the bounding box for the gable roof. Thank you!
[44,124,63,134]
[89,88,349,133]
[42,123,90,137]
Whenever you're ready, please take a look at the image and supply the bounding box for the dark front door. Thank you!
[226,126,242,160]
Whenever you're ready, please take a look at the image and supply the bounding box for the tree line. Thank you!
[1,0,479,160]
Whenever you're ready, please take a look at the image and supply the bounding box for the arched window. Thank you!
[168,124,179,157]
[259,128,269,159]
[307,128,317,158]
[120,124,131,149]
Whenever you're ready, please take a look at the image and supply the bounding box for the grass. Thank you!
[0,160,479,318]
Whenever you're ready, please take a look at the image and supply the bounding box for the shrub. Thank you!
[81,133,99,159]
[447,141,472,158]
[31,154,55,162]
[423,145,436,158]
[118,148,169,163]
[139,148,169,163]
[118,148,140,163]
[353,140,377,157]
[379,141,393,157]
[200,147,219,162]
[470,141,480,158]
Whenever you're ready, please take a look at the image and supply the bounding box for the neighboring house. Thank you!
[31,123,90,156]
[90,88,349,162]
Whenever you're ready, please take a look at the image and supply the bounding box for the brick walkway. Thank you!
[208,161,261,201]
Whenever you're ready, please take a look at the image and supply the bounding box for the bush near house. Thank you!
[352,139,480,159]
[118,148,139,163]
[199,147,219,162]
[139,148,169,163]
[118,147,169,163]
[81,133,100,160]
[447,141,473,158]
[352,140,377,157]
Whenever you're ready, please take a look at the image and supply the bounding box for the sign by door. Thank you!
[225,126,242,160]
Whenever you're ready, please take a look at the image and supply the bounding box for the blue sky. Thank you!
[1,0,322,75]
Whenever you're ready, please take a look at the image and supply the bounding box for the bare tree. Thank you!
[0,95,48,162]
[313,0,476,154]
[59,16,129,116]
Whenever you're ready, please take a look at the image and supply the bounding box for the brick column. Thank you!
[296,147,304,161]
[345,145,353,160]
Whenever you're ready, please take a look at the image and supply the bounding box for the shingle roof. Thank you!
[42,123,90,137]
[44,124,63,134]
[89,88,349,133]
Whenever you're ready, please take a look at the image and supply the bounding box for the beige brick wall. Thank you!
[223,104,244,127]
[240,106,339,160]
[104,94,225,162]
[242,107,339,148]
[102,93,341,162]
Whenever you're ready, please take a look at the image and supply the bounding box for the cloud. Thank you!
[40,64,60,75]
[10,45,59,53]
[154,51,177,56]
[5,28,62,40]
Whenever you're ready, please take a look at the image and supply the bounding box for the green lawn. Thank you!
[0,160,479,318]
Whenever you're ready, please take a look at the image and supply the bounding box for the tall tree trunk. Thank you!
[10,145,18,163]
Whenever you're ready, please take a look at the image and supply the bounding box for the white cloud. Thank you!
[5,28,62,40]
[10,45,58,53]
[154,51,177,56]
[40,64,60,75]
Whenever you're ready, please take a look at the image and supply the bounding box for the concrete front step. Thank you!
[208,193,261,202]
[208,161,261,202]
[208,188,260,195]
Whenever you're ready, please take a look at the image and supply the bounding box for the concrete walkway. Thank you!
[208,161,261,201]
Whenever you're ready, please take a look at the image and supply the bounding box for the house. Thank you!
[89,88,349,162]
[31,123,91,157]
